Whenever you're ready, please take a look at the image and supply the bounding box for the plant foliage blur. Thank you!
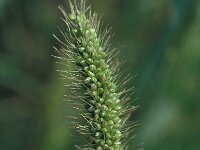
[0,0,200,150]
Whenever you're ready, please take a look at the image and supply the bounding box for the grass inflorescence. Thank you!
[54,0,136,149]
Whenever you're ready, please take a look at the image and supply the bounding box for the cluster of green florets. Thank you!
[68,9,123,150]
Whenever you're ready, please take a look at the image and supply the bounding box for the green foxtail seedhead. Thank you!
[54,0,136,149]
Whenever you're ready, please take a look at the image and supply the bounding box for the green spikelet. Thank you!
[54,0,136,149]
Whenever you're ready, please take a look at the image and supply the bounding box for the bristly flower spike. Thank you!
[54,0,136,149]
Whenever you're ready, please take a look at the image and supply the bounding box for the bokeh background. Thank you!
[1,0,200,150]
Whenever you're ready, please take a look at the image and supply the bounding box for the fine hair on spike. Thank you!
[54,0,137,149]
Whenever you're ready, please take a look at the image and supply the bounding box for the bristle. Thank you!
[54,0,136,149]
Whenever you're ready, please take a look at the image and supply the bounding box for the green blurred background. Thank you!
[0,0,200,149]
